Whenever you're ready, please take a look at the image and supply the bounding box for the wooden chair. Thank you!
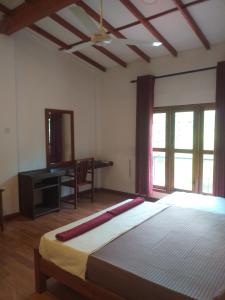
[61,158,95,209]
[73,158,94,209]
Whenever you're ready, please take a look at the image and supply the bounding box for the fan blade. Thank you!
[65,41,93,53]
[110,38,153,46]
[70,6,99,35]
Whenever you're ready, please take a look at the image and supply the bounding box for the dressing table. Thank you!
[18,108,113,218]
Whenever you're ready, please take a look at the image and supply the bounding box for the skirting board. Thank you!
[4,189,159,221]
[4,212,20,221]
[98,188,158,202]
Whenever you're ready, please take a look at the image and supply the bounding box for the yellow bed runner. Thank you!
[39,199,169,280]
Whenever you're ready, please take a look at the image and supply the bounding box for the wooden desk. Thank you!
[50,160,113,174]
[0,189,4,231]
[18,160,113,216]
[92,160,113,169]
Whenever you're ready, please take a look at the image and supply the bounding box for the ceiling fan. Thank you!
[65,0,161,53]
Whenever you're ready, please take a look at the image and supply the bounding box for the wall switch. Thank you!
[4,128,10,134]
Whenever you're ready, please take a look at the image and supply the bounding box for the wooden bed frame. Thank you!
[34,248,125,300]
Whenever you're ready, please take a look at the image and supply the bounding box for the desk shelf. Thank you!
[19,171,61,219]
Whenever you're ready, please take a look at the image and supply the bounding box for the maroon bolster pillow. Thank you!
[107,197,145,217]
[55,212,113,242]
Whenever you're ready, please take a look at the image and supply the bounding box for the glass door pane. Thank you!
[175,111,193,149]
[174,153,193,190]
[153,151,165,187]
[203,110,215,151]
[202,154,214,194]
[152,113,166,148]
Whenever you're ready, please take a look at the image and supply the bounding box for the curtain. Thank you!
[135,75,155,197]
[213,61,225,196]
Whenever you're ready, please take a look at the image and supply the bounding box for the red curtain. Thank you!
[213,61,225,196]
[135,75,155,197]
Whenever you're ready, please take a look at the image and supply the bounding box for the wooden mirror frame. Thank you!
[45,108,75,168]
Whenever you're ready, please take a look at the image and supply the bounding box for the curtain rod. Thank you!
[130,66,216,83]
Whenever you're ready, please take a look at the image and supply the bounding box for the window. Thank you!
[152,104,215,194]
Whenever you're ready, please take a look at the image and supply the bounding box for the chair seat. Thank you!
[77,181,92,186]
[61,180,92,188]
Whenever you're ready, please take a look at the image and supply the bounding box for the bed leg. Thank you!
[34,248,47,293]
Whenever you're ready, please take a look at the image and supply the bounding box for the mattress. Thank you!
[39,199,168,279]
[87,206,225,300]
[157,192,225,215]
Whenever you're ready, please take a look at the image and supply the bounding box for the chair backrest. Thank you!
[75,158,94,184]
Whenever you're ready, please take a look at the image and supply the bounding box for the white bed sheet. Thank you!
[158,191,225,214]
[39,199,169,280]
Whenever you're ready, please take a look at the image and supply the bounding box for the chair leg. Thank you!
[74,186,78,209]
[91,183,94,203]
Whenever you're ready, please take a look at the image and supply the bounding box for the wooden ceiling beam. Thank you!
[0,0,80,35]
[120,0,177,57]
[0,4,10,14]
[77,1,151,63]
[50,14,127,68]
[172,0,210,49]
[0,0,209,37]
[0,4,106,72]
[115,0,208,32]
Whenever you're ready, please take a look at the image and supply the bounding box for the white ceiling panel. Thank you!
[151,11,202,52]
[57,5,99,37]
[0,0,24,9]
[36,17,80,46]
[130,0,175,17]
[79,46,118,68]
[121,23,156,43]
[84,0,137,27]
[186,0,225,45]
[101,42,141,62]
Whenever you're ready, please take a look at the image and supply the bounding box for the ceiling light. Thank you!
[103,38,112,45]
[153,41,162,47]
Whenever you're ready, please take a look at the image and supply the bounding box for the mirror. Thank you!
[45,109,75,167]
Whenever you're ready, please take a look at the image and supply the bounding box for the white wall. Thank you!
[0,30,103,215]
[0,35,18,214]
[99,43,225,194]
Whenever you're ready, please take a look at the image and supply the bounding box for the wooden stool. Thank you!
[0,189,4,232]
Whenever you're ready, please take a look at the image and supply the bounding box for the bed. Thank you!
[35,192,225,300]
